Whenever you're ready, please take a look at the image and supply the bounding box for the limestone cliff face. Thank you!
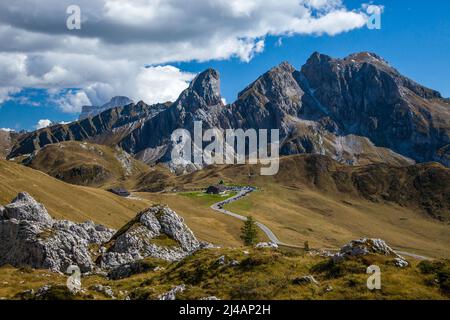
[7,52,450,168]
[298,52,449,166]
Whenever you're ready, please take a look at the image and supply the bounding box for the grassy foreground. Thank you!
[0,248,448,300]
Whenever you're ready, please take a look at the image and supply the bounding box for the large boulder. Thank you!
[101,205,202,269]
[0,192,115,272]
[333,238,409,267]
[2,192,53,225]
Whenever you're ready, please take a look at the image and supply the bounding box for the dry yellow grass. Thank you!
[224,184,450,258]
[0,159,151,229]
[135,155,450,258]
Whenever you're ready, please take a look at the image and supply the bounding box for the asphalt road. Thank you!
[209,188,431,259]
[210,188,297,247]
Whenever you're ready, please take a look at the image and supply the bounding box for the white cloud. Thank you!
[0,87,20,104]
[55,90,92,113]
[35,119,52,130]
[0,0,376,110]
[0,128,13,132]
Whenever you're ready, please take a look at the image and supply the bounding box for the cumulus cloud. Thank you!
[0,87,20,104]
[0,0,378,111]
[35,119,52,130]
[55,90,92,113]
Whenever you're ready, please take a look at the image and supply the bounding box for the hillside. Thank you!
[0,130,21,159]
[0,159,150,228]
[23,141,150,188]
[136,155,450,258]
[1,248,449,300]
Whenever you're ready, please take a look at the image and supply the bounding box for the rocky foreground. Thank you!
[0,192,205,274]
[0,192,448,300]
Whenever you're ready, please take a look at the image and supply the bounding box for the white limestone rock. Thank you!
[101,205,202,269]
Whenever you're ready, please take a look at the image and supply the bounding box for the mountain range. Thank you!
[79,96,134,120]
[7,52,450,170]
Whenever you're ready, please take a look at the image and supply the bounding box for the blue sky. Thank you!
[0,0,449,131]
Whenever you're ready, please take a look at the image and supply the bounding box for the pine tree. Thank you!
[241,216,258,246]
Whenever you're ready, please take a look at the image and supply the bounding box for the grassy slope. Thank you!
[136,155,450,258]
[1,248,448,300]
[0,159,150,229]
[224,185,450,258]
[25,141,150,189]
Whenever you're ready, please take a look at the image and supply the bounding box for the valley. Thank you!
[0,52,449,301]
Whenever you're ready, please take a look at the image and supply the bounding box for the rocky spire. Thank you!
[176,68,222,108]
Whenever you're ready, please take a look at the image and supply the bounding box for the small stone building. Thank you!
[107,188,131,197]
[206,185,227,195]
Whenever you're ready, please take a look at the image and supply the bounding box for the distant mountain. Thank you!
[79,96,134,120]
[0,129,22,159]
[8,101,169,158]
[8,52,450,169]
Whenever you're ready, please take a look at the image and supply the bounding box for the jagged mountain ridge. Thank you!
[8,52,450,168]
[8,101,169,158]
[79,96,134,120]
[118,52,448,167]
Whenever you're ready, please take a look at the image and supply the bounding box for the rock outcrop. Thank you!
[0,193,203,273]
[0,192,115,272]
[293,275,319,286]
[333,238,409,267]
[101,205,202,269]
[158,284,186,300]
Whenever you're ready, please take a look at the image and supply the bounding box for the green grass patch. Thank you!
[149,234,179,248]
[179,191,237,206]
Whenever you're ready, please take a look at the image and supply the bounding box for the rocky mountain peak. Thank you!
[237,60,300,101]
[178,68,222,108]
[108,96,133,107]
[305,51,333,66]
[274,61,296,73]
[344,52,388,64]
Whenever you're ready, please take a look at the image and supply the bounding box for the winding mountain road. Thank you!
[209,187,431,259]
[210,188,299,248]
